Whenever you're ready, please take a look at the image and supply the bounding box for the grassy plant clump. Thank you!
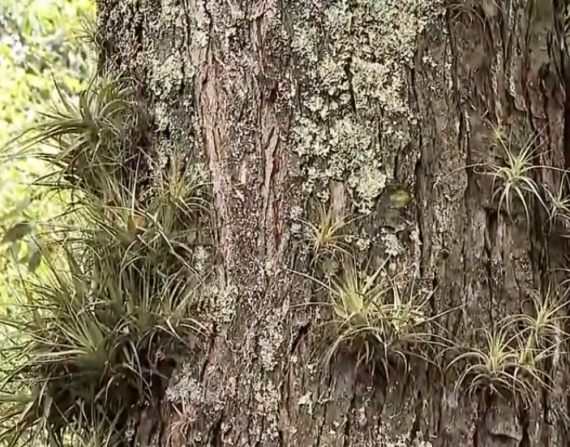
[0,74,210,446]
[324,261,445,377]
[8,75,143,200]
[450,291,568,404]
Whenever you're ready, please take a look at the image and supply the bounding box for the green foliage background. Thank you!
[0,0,94,304]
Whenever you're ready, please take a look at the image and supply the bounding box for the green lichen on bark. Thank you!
[291,0,441,213]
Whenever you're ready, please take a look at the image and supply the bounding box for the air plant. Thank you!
[300,200,352,264]
[449,328,550,405]
[544,175,570,231]
[324,261,447,378]
[450,290,568,405]
[487,127,544,221]
[506,290,569,369]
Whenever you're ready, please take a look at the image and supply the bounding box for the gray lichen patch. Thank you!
[291,0,441,214]
[166,363,205,407]
[250,377,281,442]
[211,284,238,324]
[148,54,184,103]
[258,301,288,371]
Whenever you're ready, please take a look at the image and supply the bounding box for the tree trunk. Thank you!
[97,0,570,445]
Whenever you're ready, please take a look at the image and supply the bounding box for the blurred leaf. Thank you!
[2,222,32,244]
[0,197,32,223]
[28,250,42,272]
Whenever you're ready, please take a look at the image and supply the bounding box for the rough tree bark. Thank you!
[97,0,570,445]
